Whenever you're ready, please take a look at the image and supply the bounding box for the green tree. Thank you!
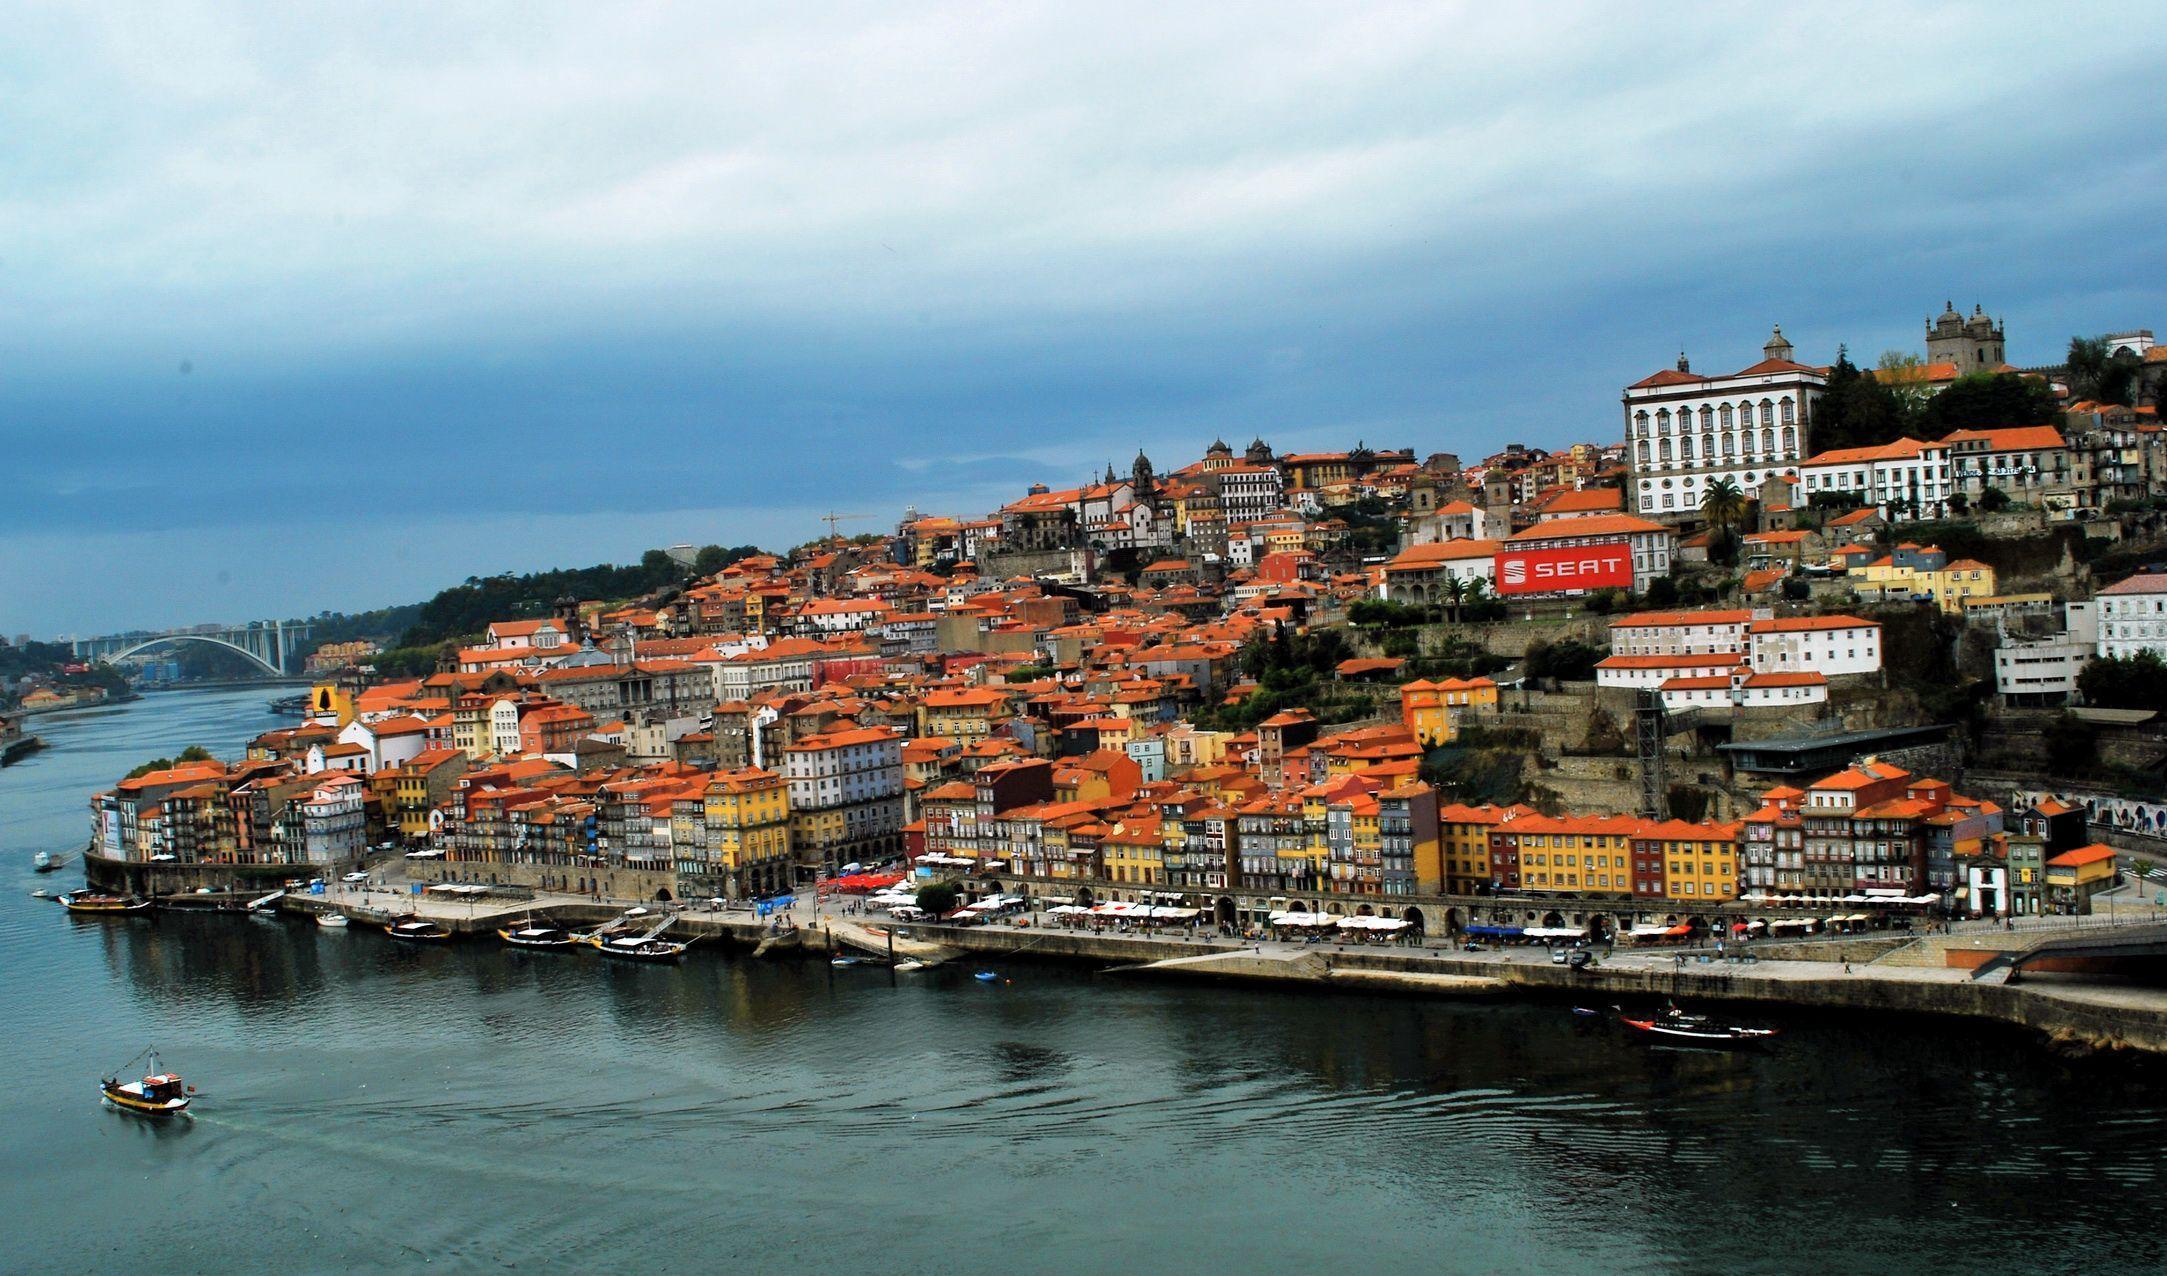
[2067,336,2142,406]
[2077,650,2167,714]
[1874,350,1936,423]
[1701,477,1747,535]
[1642,575,1680,607]
[1920,372,2061,433]
[1979,486,2010,513]
[1811,347,1908,451]
[915,880,961,917]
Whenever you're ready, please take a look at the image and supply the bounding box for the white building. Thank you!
[299,774,368,865]
[1745,616,1882,677]
[1658,669,1828,710]
[2095,573,2167,660]
[1218,465,1285,526]
[1595,652,1746,691]
[1624,327,1824,517]
[1375,539,1498,603]
[1608,609,1757,657]
[1796,437,1954,518]
[1994,601,2096,705]
[1404,500,1497,546]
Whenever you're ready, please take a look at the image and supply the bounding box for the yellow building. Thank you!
[1506,815,1640,895]
[921,688,1011,741]
[1636,819,1743,902]
[1101,820,1165,886]
[1439,803,1516,894]
[1399,677,1498,747]
[1848,547,1996,614]
[705,767,792,899]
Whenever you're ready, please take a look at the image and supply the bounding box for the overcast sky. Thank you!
[5,2,2164,636]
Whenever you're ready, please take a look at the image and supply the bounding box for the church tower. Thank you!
[1131,449,1155,496]
[1927,302,2006,369]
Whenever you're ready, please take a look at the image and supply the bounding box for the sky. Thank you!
[5,2,2165,637]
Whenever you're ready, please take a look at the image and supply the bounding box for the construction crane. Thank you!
[821,511,874,543]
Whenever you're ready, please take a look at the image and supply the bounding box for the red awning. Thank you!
[1665,923,1693,936]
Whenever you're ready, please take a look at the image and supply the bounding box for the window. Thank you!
[1760,400,1775,427]
[1657,409,1671,436]
[1780,397,1795,426]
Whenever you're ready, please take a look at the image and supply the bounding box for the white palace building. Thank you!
[1623,327,1825,519]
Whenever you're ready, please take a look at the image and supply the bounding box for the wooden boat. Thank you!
[60,890,152,915]
[384,917,454,943]
[596,935,693,962]
[34,850,67,873]
[973,971,1000,983]
[589,912,690,962]
[498,919,577,951]
[101,1048,193,1117]
[316,913,350,929]
[1620,1006,1777,1048]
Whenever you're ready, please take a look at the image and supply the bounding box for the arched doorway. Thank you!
[1076,886,1096,907]
[1401,907,1426,935]
[1215,896,1237,927]
[1588,913,1614,942]
[655,887,674,902]
[1356,903,1376,916]
[1443,907,1462,936]
[1542,910,1565,928]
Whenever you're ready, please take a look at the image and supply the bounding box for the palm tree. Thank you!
[1701,477,1746,534]
[1442,575,1467,624]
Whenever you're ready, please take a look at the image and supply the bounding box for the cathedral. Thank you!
[1925,302,2005,369]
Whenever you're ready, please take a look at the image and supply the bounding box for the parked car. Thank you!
[342,871,369,883]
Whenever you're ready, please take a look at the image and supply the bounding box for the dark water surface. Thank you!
[3,689,2164,1274]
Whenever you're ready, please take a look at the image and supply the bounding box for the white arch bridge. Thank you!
[71,620,313,677]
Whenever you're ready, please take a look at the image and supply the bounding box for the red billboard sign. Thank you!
[1494,543,1633,595]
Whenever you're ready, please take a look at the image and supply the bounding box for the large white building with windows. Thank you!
[2094,572,2167,660]
[1623,327,1825,520]
[1796,436,1955,518]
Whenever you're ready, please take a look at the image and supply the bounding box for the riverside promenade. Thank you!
[272,875,2167,1058]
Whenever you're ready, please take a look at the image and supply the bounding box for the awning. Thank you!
[1664,922,1693,937]
[1464,924,1525,938]
[1524,926,1584,939]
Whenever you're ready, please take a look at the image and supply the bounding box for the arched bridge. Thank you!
[71,620,312,677]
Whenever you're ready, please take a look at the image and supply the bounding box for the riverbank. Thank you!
[189,880,2167,1061]
[1,734,44,766]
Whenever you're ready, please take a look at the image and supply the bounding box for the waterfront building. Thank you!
[700,766,792,900]
[782,726,905,877]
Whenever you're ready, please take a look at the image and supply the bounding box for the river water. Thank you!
[3,688,2165,1274]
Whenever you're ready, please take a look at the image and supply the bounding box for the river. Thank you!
[2,688,2164,1274]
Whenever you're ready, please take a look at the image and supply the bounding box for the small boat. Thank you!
[1620,1006,1777,1048]
[316,913,350,929]
[59,890,152,915]
[101,1048,193,1117]
[32,888,54,900]
[596,935,693,963]
[973,971,1000,983]
[384,917,454,943]
[1571,1006,1604,1018]
[34,850,67,873]
[831,956,866,968]
[893,959,926,973]
[498,919,577,951]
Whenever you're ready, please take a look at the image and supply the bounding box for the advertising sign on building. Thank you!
[1494,543,1633,595]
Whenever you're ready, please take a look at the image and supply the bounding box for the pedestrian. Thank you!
[1843,960,1852,973]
